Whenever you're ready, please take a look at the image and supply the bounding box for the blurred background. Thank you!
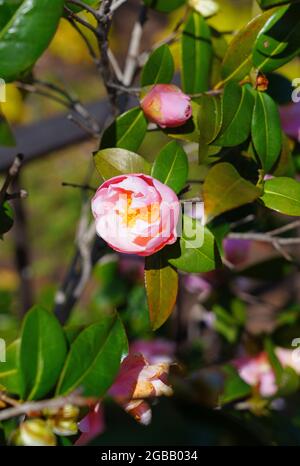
[0,0,300,445]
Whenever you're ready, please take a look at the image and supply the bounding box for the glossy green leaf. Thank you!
[203,162,261,220]
[169,215,221,273]
[56,312,128,396]
[141,44,174,86]
[20,306,67,400]
[0,202,13,238]
[258,0,299,8]
[151,141,188,193]
[143,0,186,13]
[100,107,147,152]
[145,252,178,330]
[251,91,282,171]
[94,148,150,180]
[253,3,300,73]
[0,111,15,146]
[67,0,99,12]
[0,340,21,395]
[198,93,222,163]
[214,85,254,147]
[0,0,64,82]
[261,177,300,216]
[181,12,212,93]
[219,8,275,86]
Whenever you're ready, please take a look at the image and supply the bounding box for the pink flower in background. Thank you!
[140,84,192,128]
[279,103,300,141]
[233,349,300,398]
[91,174,180,256]
[77,340,174,444]
[223,238,251,266]
[234,352,277,397]
[130,338,175,364]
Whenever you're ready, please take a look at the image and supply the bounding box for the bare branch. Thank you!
[123,5,148,86]
[0,390,97,422]
[0,154,24,205]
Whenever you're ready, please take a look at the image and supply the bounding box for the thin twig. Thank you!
[111,0,127,12]
[123,5,148,86]
[229,232,300,245]
[66,0,100,18]
[0,154,24,205]
[64,5,99,34]
[62,181,96,192]
[0,391,97,422]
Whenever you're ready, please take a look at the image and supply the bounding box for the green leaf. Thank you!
[251,91,282,172]
[219,8,275,86]
[151,141,188,193]
[0,0,64,82]
[0,340,21,395]
[220,365,251,405]
[94,148,150,180]
[258,0,300,8]
[169,215,221,273]
[56,312,128,396]
[261,176,300,216]
[145,252,178,330]
[143,0,186,13]
[0,110,15,147]
[19,306,67,400]
[198,93,222,163]
[67,0,99,13]
[181,12,212,94]
[166,101,200,143]
[214,85,254,147]
[100,107,147,152]
[253,3,300,73]
[203,163,261,220]
[141,44,174,87]
[0,202,13,238]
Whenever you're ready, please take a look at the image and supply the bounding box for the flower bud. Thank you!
[16,419,56,446]
[51,419,78,437]
[140,84,192,128]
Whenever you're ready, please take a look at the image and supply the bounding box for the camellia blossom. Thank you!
[140,84,192,128]
[91,174,180,256]
[77,342,174,444]
[233,349,300,398]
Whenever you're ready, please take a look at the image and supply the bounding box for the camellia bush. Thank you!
[0,0,300,447]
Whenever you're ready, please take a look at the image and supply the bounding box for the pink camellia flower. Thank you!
[233,349,300,398]
[91,174,180,256]
[140,84,192,128]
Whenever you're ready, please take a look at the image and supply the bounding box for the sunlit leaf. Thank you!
[94,148,151,180]
[168,215,221,273]
[219,8,275,86]
[0,0,64,82]
[20,306,67,400]
[141,45,174,86]
[251,91,282,171]
[181,12,212,93]
[151,141,188,193]
[214,84,254,147]
[56,312,128,396]
[253,3,300,73]
[145,252,178,330]
[261,177,300,216]
[100,107,147,152]
[203,162,261,220]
